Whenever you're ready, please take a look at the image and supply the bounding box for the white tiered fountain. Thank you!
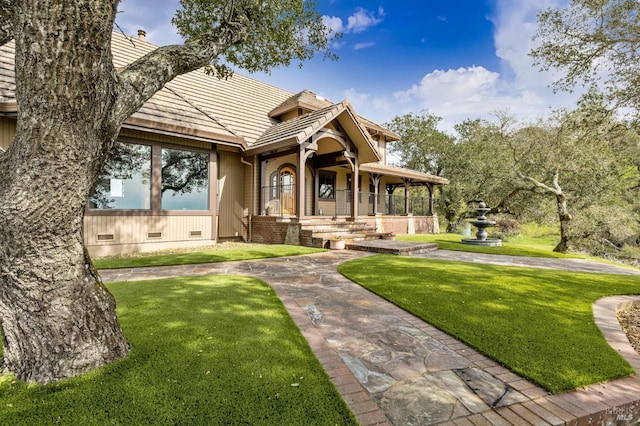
[461,201,502,247]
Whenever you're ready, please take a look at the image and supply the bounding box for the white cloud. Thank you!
[338,65,552,133]
[490,0,567,90]
[322,7,385,37]
[338,1,582,133]
[346,7,385,33]
[343,88,391,121]
[322,15,344,34]
[392,66,547,130]
[354,42,376,50]
[343,88,370,106]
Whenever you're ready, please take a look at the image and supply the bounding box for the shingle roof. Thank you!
[0,40,15,107]
[248,100,382,164]
[0,32,403,156]
[254,102,346,148]
[111,32,290,145]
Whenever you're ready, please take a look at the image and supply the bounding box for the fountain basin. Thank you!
[461,237,502,247]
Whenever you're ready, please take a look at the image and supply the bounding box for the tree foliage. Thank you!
[532,0,640,117]
[173,0,335,78]
[386,111,454,176]
[388,93,640,253]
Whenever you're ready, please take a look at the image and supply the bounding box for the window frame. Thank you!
[85,137,215,217]
[318,171,336,200]
[160,146,210,211]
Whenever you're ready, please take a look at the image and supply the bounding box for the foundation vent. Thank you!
[147,232,162,239]
[97,233,115,241]
[190,230,203,238]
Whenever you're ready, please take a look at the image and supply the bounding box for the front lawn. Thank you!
[93,243,325,269]
[0,275,356,425]
[339,255,640,394]
[398,232,578,258]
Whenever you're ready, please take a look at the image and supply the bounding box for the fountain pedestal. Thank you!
[461,202,502,247]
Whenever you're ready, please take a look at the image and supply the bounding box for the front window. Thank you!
[161,148,209,210]
[319,172,335,199]
[89,142,151,210]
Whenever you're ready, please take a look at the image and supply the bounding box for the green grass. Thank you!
[0,275,356,425]
[398,232,578,258]
[338,255,640,393]
[93,243,325,269]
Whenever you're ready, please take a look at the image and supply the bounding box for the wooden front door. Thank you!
[280,166,296,215]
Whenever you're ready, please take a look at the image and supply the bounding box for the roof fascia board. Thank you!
[121,119,246,148]
[361,164,449,184]
[243,137,299,157]
[0,101,18,112]
[338,104,382,163]
[268,100,325,118]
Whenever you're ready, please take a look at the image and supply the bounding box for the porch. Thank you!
[260,186,436,218]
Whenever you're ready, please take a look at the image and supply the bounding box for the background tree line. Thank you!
[387,0,640,261]
[386,88,640,259]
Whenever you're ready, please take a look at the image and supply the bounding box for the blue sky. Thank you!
[116,0,575,133]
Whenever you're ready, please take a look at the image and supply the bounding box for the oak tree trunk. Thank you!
[553,193,572,253]
[0,0,129,384]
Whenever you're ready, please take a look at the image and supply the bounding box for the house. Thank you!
[0,31,448,256]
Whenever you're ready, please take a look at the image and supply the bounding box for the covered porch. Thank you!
[242,98,448,246]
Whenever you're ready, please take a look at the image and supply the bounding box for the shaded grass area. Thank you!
[339,255,640,393]
[0,276,356,425]
[93,243,325,269]
[398,233,577,258]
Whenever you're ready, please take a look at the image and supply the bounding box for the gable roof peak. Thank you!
[268,89,334,119]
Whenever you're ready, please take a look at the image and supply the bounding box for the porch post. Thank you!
[296,146,306,218]
[403,178,412,215]
[428,183,435,216]
[297,140,318,218]
[371,174,381,216]
[350,158,359,219]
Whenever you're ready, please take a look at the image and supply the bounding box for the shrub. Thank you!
[494,217,520,237]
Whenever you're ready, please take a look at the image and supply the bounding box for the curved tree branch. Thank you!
[114,18,248,124]
[515,168,561,196]
[0,0,14,45]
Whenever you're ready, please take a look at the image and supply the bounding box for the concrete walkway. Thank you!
[100,249,640,425]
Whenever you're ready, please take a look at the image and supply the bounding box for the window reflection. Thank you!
[89,142,151,210]
[319,172,335,199]
[161,148,209,210]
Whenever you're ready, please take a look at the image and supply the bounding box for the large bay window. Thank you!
[89,141,211,212]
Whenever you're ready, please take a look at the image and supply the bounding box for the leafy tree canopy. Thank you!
[532,0,640,116]
[173,0,336,78]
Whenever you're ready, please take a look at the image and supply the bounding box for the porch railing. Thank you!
[261,184,296,216]
[334,190,432,216]
[260,186,433,217]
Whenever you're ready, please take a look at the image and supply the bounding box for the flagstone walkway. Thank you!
[100,249,640,425]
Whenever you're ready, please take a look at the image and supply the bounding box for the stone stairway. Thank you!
[299,219,385,248]
[299,218,438,255]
